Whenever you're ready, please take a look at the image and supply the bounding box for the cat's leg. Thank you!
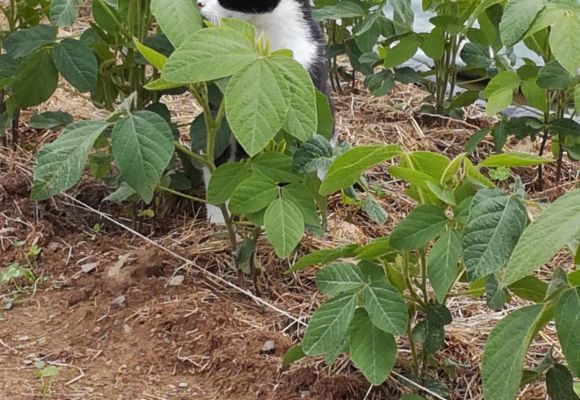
[202,166,227,224]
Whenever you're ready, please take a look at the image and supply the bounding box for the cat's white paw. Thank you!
[206,204,226,225]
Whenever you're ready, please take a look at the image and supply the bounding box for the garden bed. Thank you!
[1,74,577,399]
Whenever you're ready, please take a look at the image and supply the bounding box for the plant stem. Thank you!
[173,141,213,169]
[250,227,261,296]
[406,314,420,379]
[419,248,429,305]
[403,252,426,309]
[157,186,206,203]
[11,108,19,149]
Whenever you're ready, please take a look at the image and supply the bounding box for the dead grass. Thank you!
[1,50,579,399]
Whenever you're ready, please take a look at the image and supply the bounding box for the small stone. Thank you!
[81,262,98,274]
[111,295,126,307]
[260,340,276,354]
[46,242,60,251]
[178,382,188,389]
[168,275,184,286]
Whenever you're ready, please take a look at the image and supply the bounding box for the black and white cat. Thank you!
[196,0,333,223]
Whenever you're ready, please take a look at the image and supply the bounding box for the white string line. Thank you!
[61,193,447,400]
[391,371,448,400]
[61,193,307,327]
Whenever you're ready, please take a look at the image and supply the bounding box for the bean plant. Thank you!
[0,0,172,149]
[285,146,579,399]
[0,0,54,146]
[314,0,420,94]
[30,2,336,286]
[474,0,580,185]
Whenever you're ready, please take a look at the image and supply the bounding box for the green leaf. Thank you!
[555,288,580,377]
[50,0,81,27]
[269,56,317,141]
[462,189,528,281]
[383,36,419,68]
[548,268,571,301]
[390,205,448,251]
[412,320,445,355]
[229,173,278,215]
[225,59,288,156]
[427,303,452,327]
[355,237,396,262]
[503,190,580,286]
[313,2,366,21]
[550,11,580,75]
[91,0,121,35]
[144,78,183,91]
[162,27,257,84]
[362,196,388,224]
[104,182,138,203]
[460,42,491,68]
[220,18,257,42]
[500,0,547,46]
[320,145,401,195]
[52,39,98,92]
[302,294,357,356]
[207,163,250,205]
[388,166,437,188]
[483,71,520,115]
[537,61,576,90]
[363,280,408,335]
[465,158,495,188]
[316,263,365,296]
[550,119,580,142]
[29,111,73,130]
[264,197,305,258]
[521,79,548,111]
[13,49,58,108]
[0,54,17,81]
[481,152,553,167]
[190,112,232,161]
[31,120,110,200]
[486,273,509,310]
[5,25,57,59]
[426,181,456,205]
[112,111,174,203]
[482,304,544,400]
[358,260,387,284]
[252,152,299,184]
[401,151,451,181]
[316,90,334,139]
[282,344,305,367]
[283,183,321,231]
[421,26,445,59]
[135,39,167,70]
[508,276,548,303]
[288,244,359,273]
[546,364,580,400]
[441,153,466,185]
[349,309,397,385]
[428,229,462,303]
[150,0,202,48]
[292,134,333,174]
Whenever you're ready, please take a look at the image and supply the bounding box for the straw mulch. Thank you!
[1,11,579,399]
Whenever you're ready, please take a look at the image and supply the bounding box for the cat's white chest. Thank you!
[202,0,318,70]
[250,1,318,70]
